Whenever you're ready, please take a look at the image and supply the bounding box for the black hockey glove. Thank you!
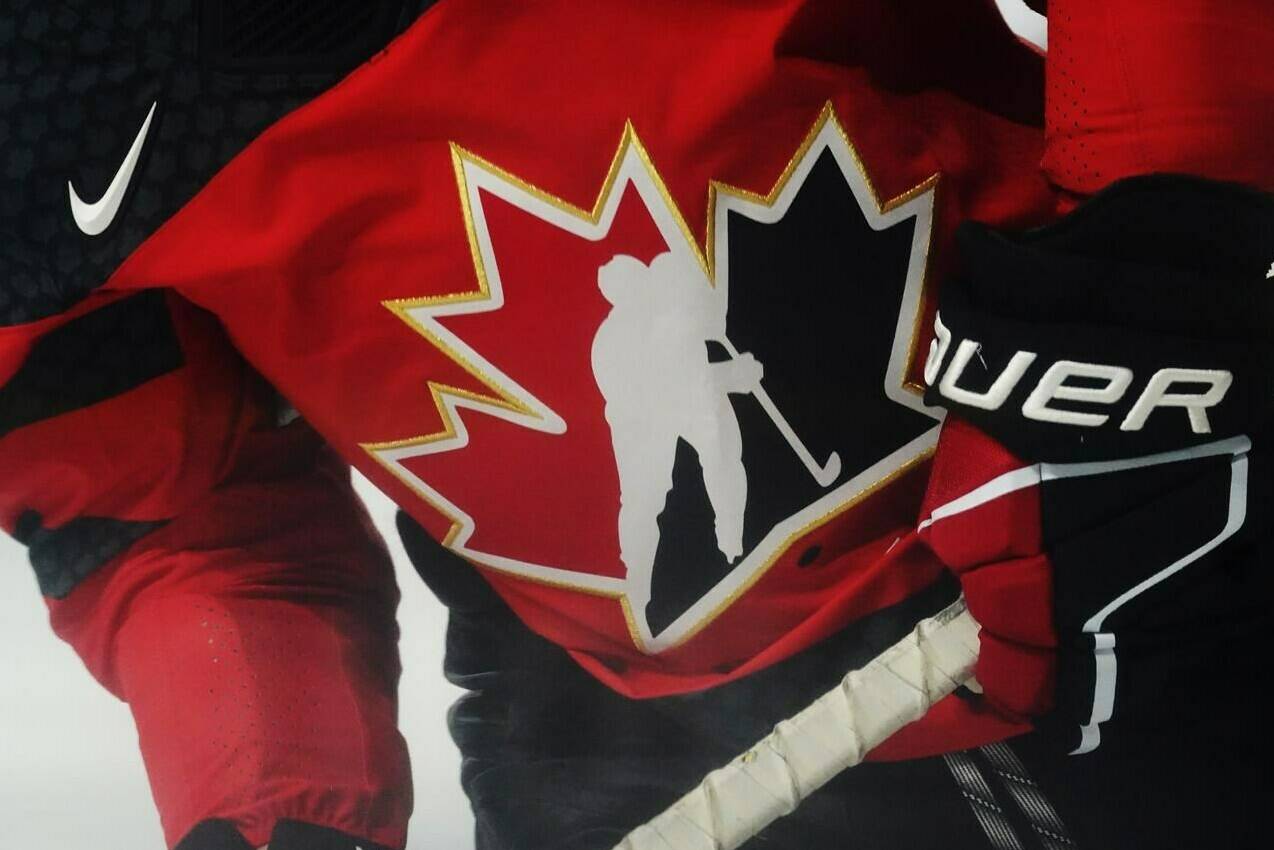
[918,174,1274,752]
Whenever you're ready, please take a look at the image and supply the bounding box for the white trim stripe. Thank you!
[944,751,1026,850]
[920,435,1252,755]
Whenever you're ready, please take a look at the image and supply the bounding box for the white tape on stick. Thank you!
[613,599,981,850]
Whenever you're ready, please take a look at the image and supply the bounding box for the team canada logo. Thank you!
[366,104,943,653]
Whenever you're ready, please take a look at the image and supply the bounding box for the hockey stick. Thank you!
[716,337,842,488]
[612,598,980,850]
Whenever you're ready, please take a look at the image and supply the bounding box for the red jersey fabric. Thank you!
[106,0,1055,699]
[27,0,1274,845]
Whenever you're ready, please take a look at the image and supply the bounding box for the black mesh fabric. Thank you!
[0,0,434,602]
[0,0,432,326]
[204,0,412,71]
[13,508,166,599]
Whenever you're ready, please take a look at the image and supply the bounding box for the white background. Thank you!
[0,474,476,850]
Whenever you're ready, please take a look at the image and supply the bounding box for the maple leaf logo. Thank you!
[362,104,941,653]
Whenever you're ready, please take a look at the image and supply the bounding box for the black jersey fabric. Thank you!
[1,0,433,325]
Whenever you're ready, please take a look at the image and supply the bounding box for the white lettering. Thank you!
[939,339,1037,410]
[1120,368,1233,433]
[1022,361,1134,427]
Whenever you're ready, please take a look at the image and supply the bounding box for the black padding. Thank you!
[0,292,182,437]
[270,819,392,850]
[397,509,503,613]
[174,820,252,850]
[174,818,395,850]
[13,509,165,599]
[201,0,434,73]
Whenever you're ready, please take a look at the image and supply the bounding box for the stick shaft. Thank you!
[716,336,839,485]
[613,600,980,850]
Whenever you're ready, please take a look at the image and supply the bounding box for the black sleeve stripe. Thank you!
[12,509,165,599]
[0,291,182,438]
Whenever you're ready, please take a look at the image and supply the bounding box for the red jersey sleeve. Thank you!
[0,293,412,849]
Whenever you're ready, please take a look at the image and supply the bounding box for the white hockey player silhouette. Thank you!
[591,252,763,608]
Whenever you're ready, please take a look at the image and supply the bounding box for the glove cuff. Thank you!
[924,175,1274,462]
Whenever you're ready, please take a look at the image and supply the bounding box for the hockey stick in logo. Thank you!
[613,599,980,850]
[717,337,842,488]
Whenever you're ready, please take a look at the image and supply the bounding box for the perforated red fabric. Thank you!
[1044,0,1274,199]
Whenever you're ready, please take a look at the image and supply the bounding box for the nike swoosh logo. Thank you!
[67,101,157,236]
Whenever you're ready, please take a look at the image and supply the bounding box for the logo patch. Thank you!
[68,101,157,237]
[366,105,942,652]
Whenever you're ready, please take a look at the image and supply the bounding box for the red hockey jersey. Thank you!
[8,0,1274,846]
[0,1,1073,846]
[102,0,1054,693]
